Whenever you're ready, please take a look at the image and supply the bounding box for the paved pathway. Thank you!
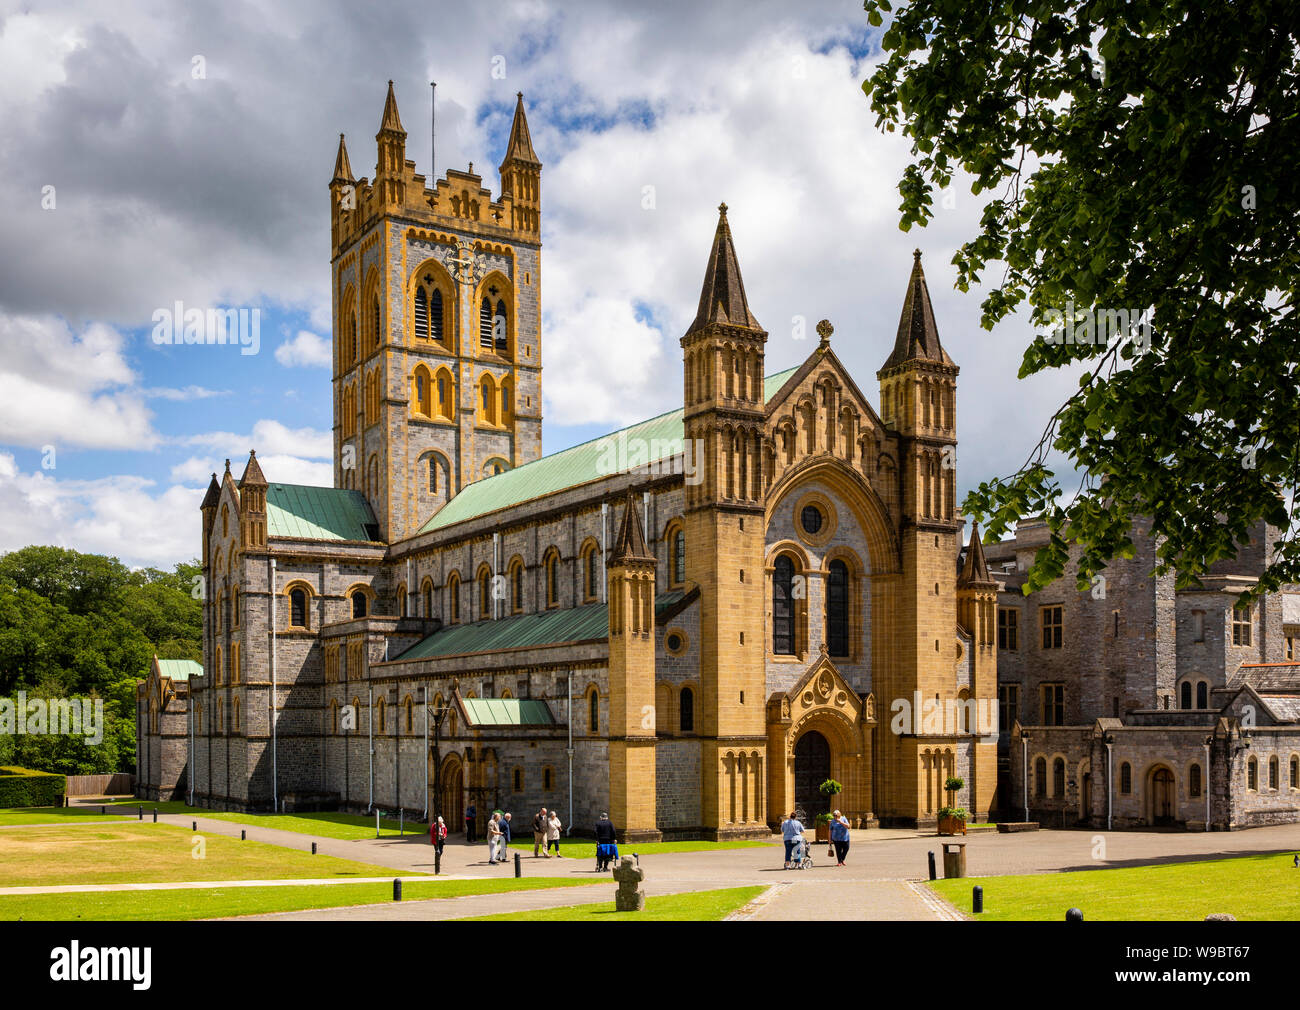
[0,875,478,896]
[49,800,1300,921]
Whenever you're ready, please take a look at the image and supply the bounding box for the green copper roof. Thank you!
[462,697,555,726]
[267,483,378,541]
[392,588,692,662]
[418,367,800,534]
[155,659,202,681]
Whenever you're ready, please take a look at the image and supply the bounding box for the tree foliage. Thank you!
[0,546,203,775]
[862,0,1300,595]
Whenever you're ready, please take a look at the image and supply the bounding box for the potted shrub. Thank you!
[816,779,843,841]
[938,806,969,836]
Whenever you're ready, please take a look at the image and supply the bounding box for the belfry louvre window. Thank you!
[1040,683,1065,726]
[772,555,796,655]
[1232,605,1252,646]
[998,609,1018,650]
[826,559,849,657]
[1040,605,1063,649]
[414,287,429,339]
[673,528,686,586]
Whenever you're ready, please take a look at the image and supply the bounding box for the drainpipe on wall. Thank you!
[1021,735,1028,822]
[1106,740,1114,831]
[423,684,429,821]
[600,503,609,603]
[567,670,574,836]
[270,557,278,813]
[1204,739,1212,830]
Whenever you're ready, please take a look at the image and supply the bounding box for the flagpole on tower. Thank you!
[430,81,436,181]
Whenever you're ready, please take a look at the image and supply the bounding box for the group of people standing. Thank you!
[433,803,563,863]
[781,809,853,867]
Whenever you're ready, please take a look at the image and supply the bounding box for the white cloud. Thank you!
[180,418,333,462]
[170,452,331,488]
[0,312,158,450]
[274,330,332,368]
[143,385,228,401]
[0,452,202,568]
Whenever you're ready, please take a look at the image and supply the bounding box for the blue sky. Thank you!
[0,0,1079,568]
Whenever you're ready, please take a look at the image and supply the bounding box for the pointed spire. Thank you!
[379,79,405,134]
[958,522,994,587]
[685,203,762,337]
[238,449,267,489]
[611,491,653,566]
[882,249,953,370]
[502,92,540,166]
[332,133,354,183]
[201,473,221,510]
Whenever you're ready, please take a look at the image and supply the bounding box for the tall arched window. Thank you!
[773,554,795,655]
[421,579,433,619]
[434,367,455,420]
[479,374,497,425]
[1052,757,1065,797]
[397,585,407,617]
[1291,755,1299,789]
[668,525,685,587]
[351,589,368,619]
[412,364,433,417]
[1034,756,1047,797]
[588,688,599,734]
[509,558,524,614]
[290,587,308,628]
[370,295,381,350]
[1180,681,1192,709]
[679,686,694,734]
[1269,755,1279,790]
[1189,763,1202,797]
[477,565,491,618]
[1196,681,1208,709]
[500,377,513,424]
[448,572,461,623]
[545,550,559,608]
[582,542,599,602]
[826,559,849,657]
[1248,756,1258,790]
[1120,761,1132,794]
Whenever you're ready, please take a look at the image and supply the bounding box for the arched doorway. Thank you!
[794,730,831,819]
[435,753,464,832]
[1149,766,1175,825]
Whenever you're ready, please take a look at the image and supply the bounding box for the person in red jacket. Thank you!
[431,815,447,858]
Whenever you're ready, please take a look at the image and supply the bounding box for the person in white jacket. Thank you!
[545,811,562,857]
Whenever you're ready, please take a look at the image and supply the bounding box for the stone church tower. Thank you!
[329,84,544,541]
[681,205,770,838]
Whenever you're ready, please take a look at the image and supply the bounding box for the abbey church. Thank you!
[135,80,1005,837]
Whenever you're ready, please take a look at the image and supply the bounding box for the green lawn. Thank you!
[464,886,765,921]
[0,822,418,888]
[930,852,1300,921]
[0,877,593,921]
[0,806,132,826]
[533,839,770,860]
[62,801,423,839]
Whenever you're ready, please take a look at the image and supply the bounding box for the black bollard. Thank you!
[927,850,937,881]
[311,842,317,855]
[1066,907,1084,922]
[240,829,246,841]
[152,809,157,823]
[973,885,983,914]
[514,852,521,878]
[399,808,404,836]
[138,805,143,820]
[393,878,402,901]
[101,806,105,815]
[434,847,441,876]
[192,821,197,831]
